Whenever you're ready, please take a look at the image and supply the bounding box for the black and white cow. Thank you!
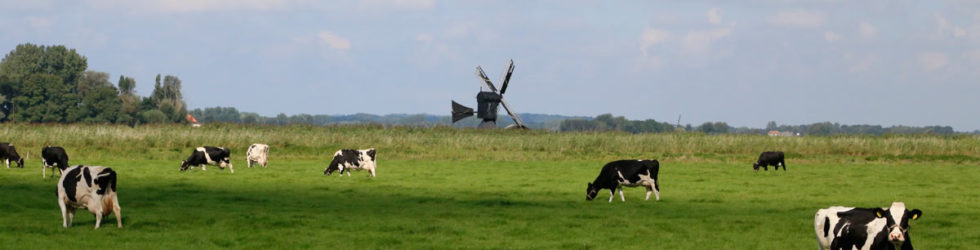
[323,148,377,177]
[57,165,122,229]
[180,146,234,173]
[753,151,786,171]
[0,142,24,168]
[42,146,70,179]
[814,202,923,250]
[586,159,660,202]
[246,143,270,168]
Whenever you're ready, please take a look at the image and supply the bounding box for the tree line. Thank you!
[0,44,188,125]
[558,115,961,135]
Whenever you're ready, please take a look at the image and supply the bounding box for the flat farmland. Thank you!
[0,124,977,249]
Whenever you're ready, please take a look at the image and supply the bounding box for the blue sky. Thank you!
[1,0,978,131]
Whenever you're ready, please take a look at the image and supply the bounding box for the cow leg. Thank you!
[113,196,123,228]
[201,164,206,171]
[59,199,69,228]
[653,181,661,201]
[369,168,376,177]
[68,207,76,227]
[247,158,253,168]
[94,209,103,229]
[645,186,652,200]
[618,187,626,202]
[607,190,615,203]
[780,162,786,171]
[346,169,352,176]
[229,164,234,174]
[43,165,47,179]
[5,159,8,168]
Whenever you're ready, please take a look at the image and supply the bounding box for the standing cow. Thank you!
[753,151,786,171]
[180,146,234,173]
[586,159,661,202]
[0,142,25,168]
[246,143,270,168]
[814,202,923,250]
[324,148,377,177]
[57,165,122,229]
[42,146,70,179]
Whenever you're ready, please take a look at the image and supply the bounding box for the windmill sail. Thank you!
[498,60,514,94]
[498,98,526,129]
[451,101,474,123]
[475,66,498,93]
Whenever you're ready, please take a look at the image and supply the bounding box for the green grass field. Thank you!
[0,124,978,249]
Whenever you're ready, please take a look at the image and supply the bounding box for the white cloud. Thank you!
[858,21,876,40]
[318,31,351,50]
[415,34,433,43]
[682,26,733,54]
[843,53,875,72]
[707,8,722,24]
[824,31,841,42]
[360,0,435,10]
[640,28,670,56]
[937,16,967,38]
[918,52,948,71]
[90,0,290,12]
[25,16,55,30]
[84,0,434,13]
[768,10,825,28]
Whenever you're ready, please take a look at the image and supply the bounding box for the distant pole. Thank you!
[676,114,682,129]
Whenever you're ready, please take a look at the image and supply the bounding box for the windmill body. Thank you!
[451,59,526,129]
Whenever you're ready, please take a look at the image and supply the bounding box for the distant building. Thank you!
[768,130,798,136]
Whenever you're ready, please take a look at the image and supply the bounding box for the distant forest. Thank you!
[190,106,972,136]
[0,43,973,136]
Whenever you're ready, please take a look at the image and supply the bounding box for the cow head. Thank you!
[180,160,190,171]
[324,163,341,176]
[219,157,232,169]
[872,202,922,249]
[324,156,342,176]
[8,146,24,167]
[752,162,760,171]
[586,182,599,201]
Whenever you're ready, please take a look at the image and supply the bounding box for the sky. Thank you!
[1,0,978,131]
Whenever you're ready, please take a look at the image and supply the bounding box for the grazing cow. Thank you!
[586,159,661,202]
[42,146,70,179]
[180,146,234,173]
[814,202,923,250]
[753,151,786,171]
[57,165,122,229]
[323,148,377,177]
[0,142,24,168]
[246,143,270,168]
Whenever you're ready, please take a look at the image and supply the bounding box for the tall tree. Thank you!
[0,44,87,122]
[71,71,121,123]
[149,74,187,123]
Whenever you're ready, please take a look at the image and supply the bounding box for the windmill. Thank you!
[451,59,527,129]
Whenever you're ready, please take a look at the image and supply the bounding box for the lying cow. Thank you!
[814,202,922,250]
[0,142,24,168]
[753,151,786,171]
[246,143,270,168]
[324,148,377,177]
[586,159,661,202]
[180,146,234,173]
[42,146,70,179]
[57,165,122,229]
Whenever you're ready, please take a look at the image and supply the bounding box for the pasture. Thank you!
[0,124,978,249]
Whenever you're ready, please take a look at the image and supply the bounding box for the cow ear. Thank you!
[909,209,922,220]
[873,208,886,218]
